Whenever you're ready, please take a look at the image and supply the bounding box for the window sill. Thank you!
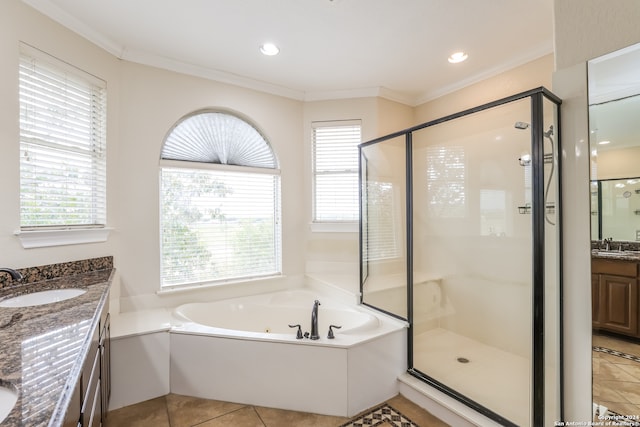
[15,227,113,249]
[157,273,284,295]
[310,222,358,233]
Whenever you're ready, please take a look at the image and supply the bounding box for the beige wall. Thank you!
[117,61,305,301]
[555,0,640,70]
[1,0,308,307]
[0,0,120,268]
[596,146,640,180]
[414,54,554,124]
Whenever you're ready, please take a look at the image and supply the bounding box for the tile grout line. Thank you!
[251,405,268,427]
[164,395,173,427]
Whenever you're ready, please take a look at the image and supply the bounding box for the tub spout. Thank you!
[310,299,321,340]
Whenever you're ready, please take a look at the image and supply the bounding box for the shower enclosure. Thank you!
[359,88,562,427]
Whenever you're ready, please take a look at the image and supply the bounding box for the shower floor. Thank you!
[413,328,530,426]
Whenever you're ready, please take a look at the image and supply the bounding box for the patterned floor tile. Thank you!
[340,404,419,427]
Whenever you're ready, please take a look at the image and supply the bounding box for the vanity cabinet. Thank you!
[62,298,111,427]
[592,257,639,337]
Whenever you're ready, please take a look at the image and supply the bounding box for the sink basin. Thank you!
[0,383,18,424]
[0,288,86,308]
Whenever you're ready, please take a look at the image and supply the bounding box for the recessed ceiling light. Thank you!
[448,51,468,64]
[598,140,611,145]
[260,43,280,56]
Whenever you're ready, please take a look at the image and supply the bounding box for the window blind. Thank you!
[426,145,466,218]
[312,120,361,222]
[160,167,281,287]
[19,45,107,228]
[363,181,400,260]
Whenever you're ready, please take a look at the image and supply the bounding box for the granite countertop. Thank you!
[591,249,640,262]
[0,260,113,427]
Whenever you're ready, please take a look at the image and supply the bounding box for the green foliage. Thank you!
[161,170,232,285]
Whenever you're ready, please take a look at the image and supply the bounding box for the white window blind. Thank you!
[312,120,362,222]
[160,167,281,287]
[159,110,281,289]
[426,145,466,218]
[363,181,400,260]
[19,44,107,228]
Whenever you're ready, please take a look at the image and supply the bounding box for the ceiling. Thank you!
[22,0,555,106]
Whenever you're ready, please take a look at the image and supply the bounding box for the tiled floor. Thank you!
[593,333,640,417]
[106,393,449,427]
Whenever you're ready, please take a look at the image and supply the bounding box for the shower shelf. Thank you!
[518,203,555,214]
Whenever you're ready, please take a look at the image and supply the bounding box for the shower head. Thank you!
[514,122,530,130]
[544,125,554,138]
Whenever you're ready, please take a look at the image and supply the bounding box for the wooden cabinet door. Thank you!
[599,274,638,336]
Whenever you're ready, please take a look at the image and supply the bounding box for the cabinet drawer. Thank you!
[592,258,638,277]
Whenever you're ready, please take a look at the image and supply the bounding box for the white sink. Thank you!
[0,288,86,308]
[0,384,18,424]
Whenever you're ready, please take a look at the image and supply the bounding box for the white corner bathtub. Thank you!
[169,289,407,417]
[172,289,381,343]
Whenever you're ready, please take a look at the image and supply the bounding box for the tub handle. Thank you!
[288,324,303,339]
[327,324,342,339]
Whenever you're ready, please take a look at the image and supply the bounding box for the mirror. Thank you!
[589,42,640,421]
[590,43,640,242]
[591,177,640,241]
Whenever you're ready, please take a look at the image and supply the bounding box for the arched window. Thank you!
[159,110,281,289]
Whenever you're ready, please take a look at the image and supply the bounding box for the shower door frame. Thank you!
[359,87,563,427]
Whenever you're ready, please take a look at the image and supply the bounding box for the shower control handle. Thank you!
[327,324,342,339]
[288,324,303,339]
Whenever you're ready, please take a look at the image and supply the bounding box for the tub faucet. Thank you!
[0,268,22,282]
[310,299,321,340]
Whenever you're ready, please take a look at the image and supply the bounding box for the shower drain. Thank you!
[457,357,470,364]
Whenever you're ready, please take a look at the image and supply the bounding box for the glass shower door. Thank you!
[411,99,534,426]
[360,135,408,319]
[359,88,562,427]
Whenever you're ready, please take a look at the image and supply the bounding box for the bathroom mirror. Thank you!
[591,177,640,241]
[589,43,640,242]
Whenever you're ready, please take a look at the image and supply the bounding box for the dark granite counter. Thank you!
[591,249,640,262]
[0,257,113,427]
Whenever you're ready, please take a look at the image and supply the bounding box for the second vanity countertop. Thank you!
[0,266,113,427]
[591,249,640,262]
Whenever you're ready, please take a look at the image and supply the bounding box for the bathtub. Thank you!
[169,288,407,417]
[172,289,380,344]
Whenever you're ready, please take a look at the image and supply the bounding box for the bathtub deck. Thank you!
[413,328,530,426]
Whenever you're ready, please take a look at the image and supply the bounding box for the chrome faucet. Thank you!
[310,299,321,340]
[0,268,23,281]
